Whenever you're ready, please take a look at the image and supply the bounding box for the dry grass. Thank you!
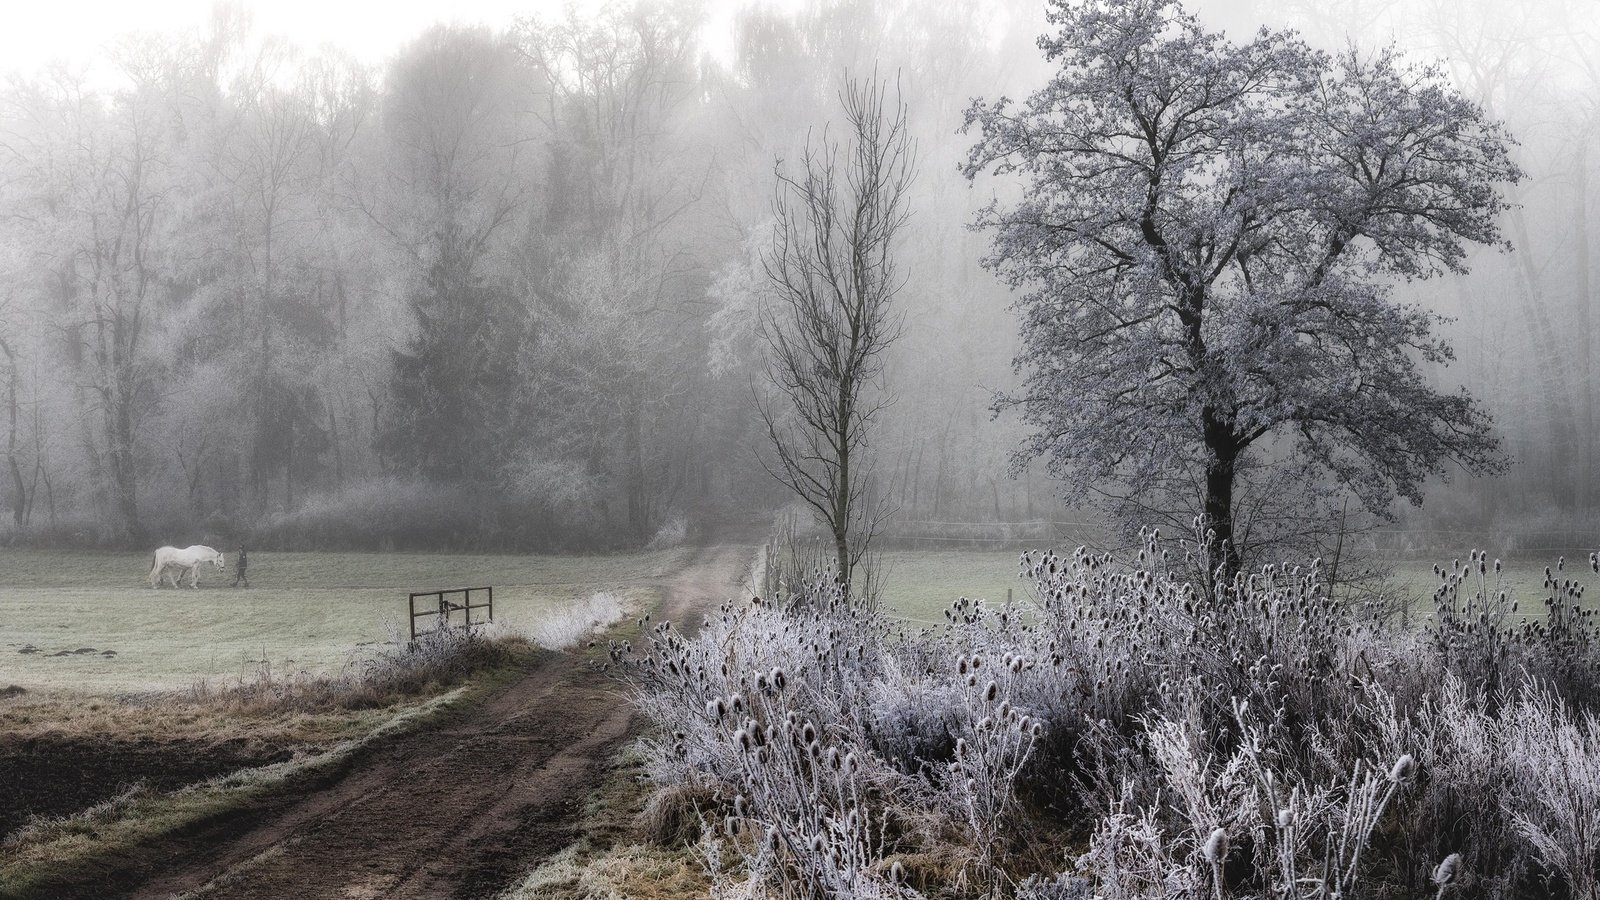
[0,689,395,747]
[635,783,717,849]
[184,623,537,713]
[0,625,534,777]
[501,844,710,900]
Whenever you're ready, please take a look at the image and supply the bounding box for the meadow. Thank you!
[0,540,1577,692]
[0,547,690,692]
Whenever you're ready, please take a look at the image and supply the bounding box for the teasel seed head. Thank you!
[1203,827,1229,864]
[1432,852,1463,887]
[1389,753,1416,784]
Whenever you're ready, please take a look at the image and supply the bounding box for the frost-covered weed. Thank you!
[1013,874,1090,900]
[1498,684,1600,899]
[1429,550,1600,707]
[1077,698,1417,900]
[647,514,689,550]
[942,650,1043,881]
[618,576,928,896]
[619,532,1600,899]
[528,591,626,650]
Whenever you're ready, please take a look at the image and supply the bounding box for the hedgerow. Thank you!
[613,528,1600,899]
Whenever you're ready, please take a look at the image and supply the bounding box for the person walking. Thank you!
[232,546,249,588]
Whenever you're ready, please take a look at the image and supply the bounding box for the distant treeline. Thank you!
[0,0,1053,550]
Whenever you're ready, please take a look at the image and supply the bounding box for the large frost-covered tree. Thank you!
[963,0,1520,581]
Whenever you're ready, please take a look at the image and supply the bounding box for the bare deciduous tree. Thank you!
[758,72,915,600]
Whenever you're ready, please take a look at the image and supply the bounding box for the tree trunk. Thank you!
[833,526,850,591]
[284,408,295,510]
[1202,408,1241,587]
[258,219,275,514]
[3,343,26,531]
[835,408,852,586]
[106,311,144,541]
[624,399,648,538]
[329,403,344,491]
[111,386,142,541]
[1575,142,1592,515]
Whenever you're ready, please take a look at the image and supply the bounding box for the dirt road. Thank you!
[39,541,751,900]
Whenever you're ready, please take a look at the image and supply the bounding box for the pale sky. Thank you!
[0,0,747,80]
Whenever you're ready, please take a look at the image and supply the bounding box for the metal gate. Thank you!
[408,586,494,641]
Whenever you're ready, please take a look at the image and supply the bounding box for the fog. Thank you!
[0,0,1591,554]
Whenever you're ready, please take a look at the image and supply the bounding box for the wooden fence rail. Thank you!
[408,586,494,642]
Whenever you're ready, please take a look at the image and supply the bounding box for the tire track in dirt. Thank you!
[41,540,751,900]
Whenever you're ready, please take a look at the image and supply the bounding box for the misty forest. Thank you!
[5,0,1600,898]
[3,0,1591,559]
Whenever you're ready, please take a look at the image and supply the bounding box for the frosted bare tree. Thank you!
[964,0,1520,587]
[758,72,915,601]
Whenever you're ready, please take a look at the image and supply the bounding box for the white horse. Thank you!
[149,545,226,589]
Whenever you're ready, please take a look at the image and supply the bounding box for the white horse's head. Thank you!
[212,551,226,569]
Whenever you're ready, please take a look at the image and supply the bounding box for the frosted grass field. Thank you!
[878,547,1594,626]
[0,548,686,692]
[876,549,1031,624]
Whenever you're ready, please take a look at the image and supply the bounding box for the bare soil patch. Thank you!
[8,540,749,900]
[0,736,296,838]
